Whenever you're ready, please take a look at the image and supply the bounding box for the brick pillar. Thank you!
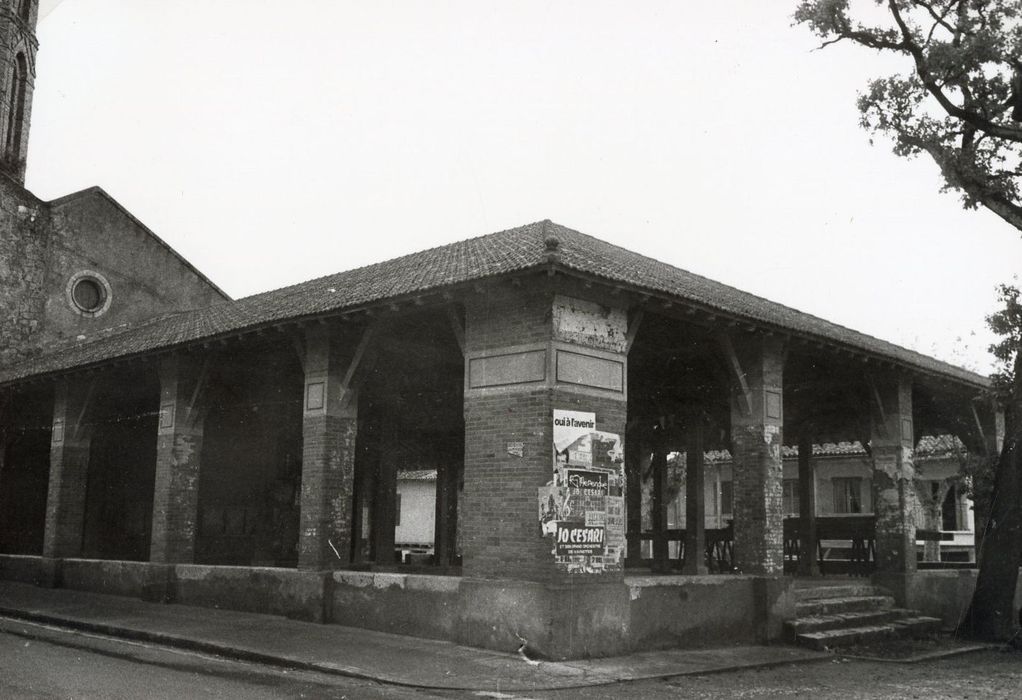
[871,373,917,578]
[149,356,205,564]
[298,326,357,570]
[461,287,628,582]
[728,335,785,575]
[42,378,92,559]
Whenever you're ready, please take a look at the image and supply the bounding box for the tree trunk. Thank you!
[957,346,1022,642]
[956,437,1022,640]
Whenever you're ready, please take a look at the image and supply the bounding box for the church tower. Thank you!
[0,0,38,183]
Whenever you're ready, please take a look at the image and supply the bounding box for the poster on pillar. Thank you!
[539,409,625,574]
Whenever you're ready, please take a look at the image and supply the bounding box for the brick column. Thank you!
[728,335,785,575]
[298,326,357,570]
[461,287,629,582]
[149,356,205,564]
[42,378,92,559]
[871,373,917,578]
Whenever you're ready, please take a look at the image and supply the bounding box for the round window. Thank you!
[72,278,104,312]
[66,271,112,317]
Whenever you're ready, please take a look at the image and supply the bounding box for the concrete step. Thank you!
[794,616,942,651]
[795,595,894,617]
[794,584,880,602]
[784,608,911,639]
[795,615,942,651]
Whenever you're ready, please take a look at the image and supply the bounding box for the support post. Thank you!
[683,422,707,574]
[298,325,359,570]
[650,432,669,572]
[797,431,819,576]
[149,356,206,564]
[728,334,785,575]
[42,378,93,560]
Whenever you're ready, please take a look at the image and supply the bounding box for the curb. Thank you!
[0,605,836,691]
[0,608,410,688]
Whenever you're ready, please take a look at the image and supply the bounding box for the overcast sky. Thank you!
[25,1,1022,374]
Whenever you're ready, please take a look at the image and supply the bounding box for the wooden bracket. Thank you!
[970,401,989,456]
[291,333,307,374]
[70,377,98,441]
[447,306,465,357]
[716,332,753,417]
[340,321,377,409]
[626,309,644,354]
[866,375,887,438]
[185,356,212,428]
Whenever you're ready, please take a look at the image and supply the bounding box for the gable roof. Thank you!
[48,186,230,301]
[0,220,989,388]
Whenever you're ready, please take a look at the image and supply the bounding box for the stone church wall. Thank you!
[0,174,48,365]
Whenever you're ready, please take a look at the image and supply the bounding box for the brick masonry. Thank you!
[461,283,628,583]
[42,378,91,559]
[871,373,917,576]
[729,334,785,575]
[299,326,358,570]
[150,356,204,564]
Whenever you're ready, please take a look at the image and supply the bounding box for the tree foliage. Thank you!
[796,0,1022,234]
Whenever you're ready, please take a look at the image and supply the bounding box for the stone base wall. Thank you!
[900,569,1022,629]
[0,554,794,659]
[330,572,792,659]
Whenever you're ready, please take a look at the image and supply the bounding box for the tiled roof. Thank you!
[0,220,989,388]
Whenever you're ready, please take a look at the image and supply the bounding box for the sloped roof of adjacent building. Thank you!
[0,220,989,388]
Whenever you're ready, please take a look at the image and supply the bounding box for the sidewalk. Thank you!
[0,580,828,691]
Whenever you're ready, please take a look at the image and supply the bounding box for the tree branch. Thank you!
[887,0,1022,144]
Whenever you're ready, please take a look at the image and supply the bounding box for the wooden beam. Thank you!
[716,332,753,417]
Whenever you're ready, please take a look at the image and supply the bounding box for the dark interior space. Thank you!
[195,343,303,567]
[352,310,465,569]
[81,369,159,561]
[0,388,53,554]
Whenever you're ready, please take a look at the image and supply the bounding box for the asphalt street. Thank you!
[3,617,1021,700]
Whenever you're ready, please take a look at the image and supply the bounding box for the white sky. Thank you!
[24,1,1022,375]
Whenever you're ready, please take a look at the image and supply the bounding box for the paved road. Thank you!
[0,619,441,699]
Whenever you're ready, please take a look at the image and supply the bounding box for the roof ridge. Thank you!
[234,219,550,303]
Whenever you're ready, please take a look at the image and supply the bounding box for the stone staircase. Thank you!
[786,581,942,650]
